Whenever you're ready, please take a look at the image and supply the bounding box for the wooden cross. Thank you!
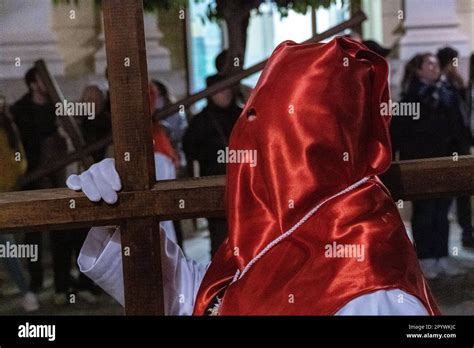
[0,0,474,316]
[94,0,161,314]
[11,0,169,315]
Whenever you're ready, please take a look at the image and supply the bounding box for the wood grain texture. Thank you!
[380,156,474,200]
[120,217,164,315]
[102,0,163,315]
[0,176,225,232]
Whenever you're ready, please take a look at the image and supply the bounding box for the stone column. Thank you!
[456,0,474,52]
[52,1,100,77]
[399,0,470,60]
[380,0,403,47]
[361,0,384,43]
[157,5,187,71]
[0,0,65,79]
[386,0,471,94]
[95,11,171,74]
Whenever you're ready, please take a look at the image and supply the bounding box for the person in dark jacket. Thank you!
[182,74,242,256]
[391,53,465,279]
[10,68,64,182]
[437,47,474,249]
[80,85,111,162]
[0,95,40,311]
[9,67,74,304]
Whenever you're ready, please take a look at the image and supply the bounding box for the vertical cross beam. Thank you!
[102,0,164,315]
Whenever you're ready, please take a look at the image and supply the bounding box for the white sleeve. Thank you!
[77,223,209,315]
[154,152,176,181]
[77,226,124,305]
[154,152,178,243]
[335,289,429,315]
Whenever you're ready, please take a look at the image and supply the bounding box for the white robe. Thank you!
[154,152,177,243]
[78,225,429,315]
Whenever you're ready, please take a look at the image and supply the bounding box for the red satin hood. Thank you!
[227,36,392,269]
[193,36,439,315]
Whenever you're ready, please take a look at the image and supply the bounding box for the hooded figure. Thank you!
[70,36,439,315]
[193,36,439,315]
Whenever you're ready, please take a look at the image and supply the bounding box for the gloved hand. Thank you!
[66,158,122,204]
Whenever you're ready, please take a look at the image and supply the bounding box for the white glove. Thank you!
[66,158,122,204]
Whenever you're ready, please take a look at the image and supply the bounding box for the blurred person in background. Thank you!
[149,81,178,243]
[214,50,249,106]
[10,67,97,305]
[151,80,187,169]
[0,95,39,311]
[80,85,111,162]
[362,40,391,58]
[391,53,466,279]
[10,67,69,300]
[48,85,113,305]
[182,74,241,256]
[437,47,474,249]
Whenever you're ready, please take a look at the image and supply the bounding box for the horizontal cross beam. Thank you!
[0,175,225,233]
[1,156,473,233]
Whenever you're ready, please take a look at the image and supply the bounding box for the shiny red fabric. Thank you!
[193,36,440,315]
[152,124,179,167]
